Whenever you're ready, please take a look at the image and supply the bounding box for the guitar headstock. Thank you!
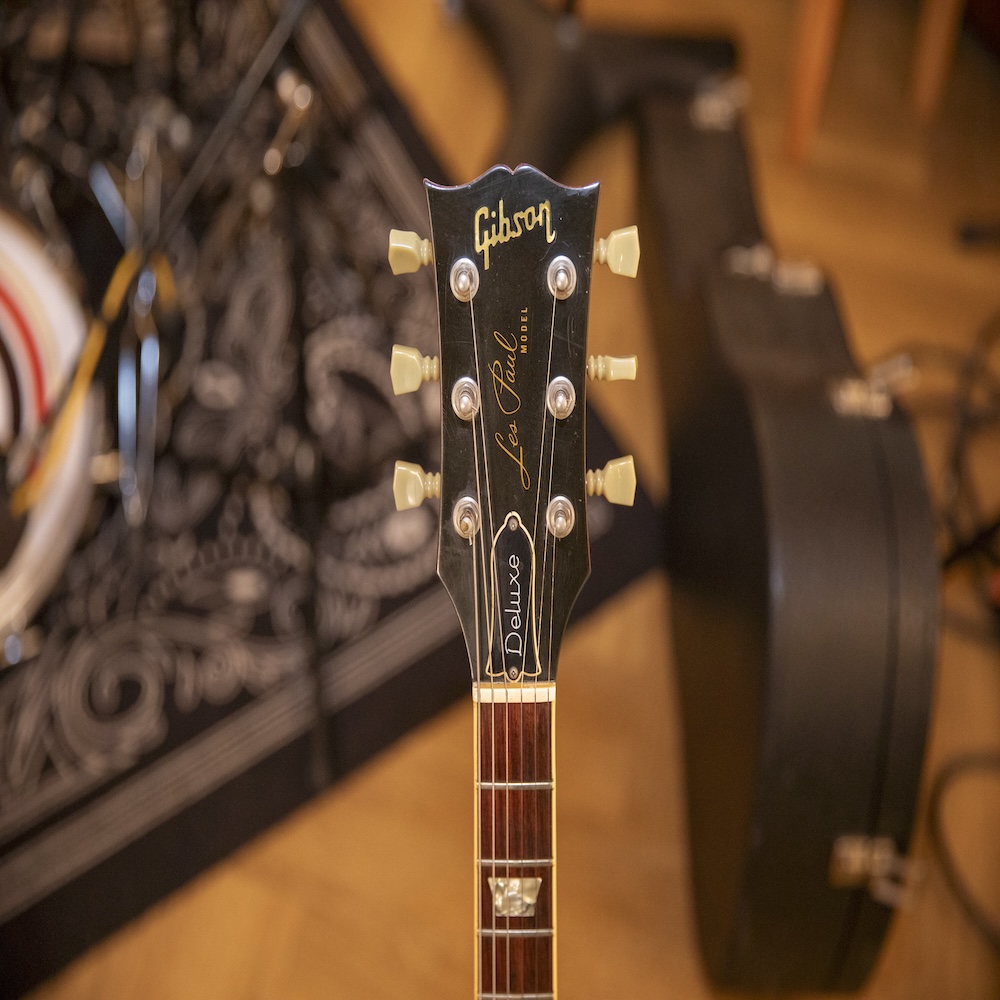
[389,164,638,690]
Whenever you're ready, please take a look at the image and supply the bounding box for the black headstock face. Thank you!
[426,165,598,687]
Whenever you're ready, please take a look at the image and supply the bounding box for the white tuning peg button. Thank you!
[593,226,640,278]
[586,456,636,507]
[393,461,441,511]
[388,229,433,274]
[587,354,638,382]
[390,344,440,395]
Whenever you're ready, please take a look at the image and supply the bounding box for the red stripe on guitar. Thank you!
[0,282,47,421]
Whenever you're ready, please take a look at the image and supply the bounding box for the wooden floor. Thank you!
[30,1,1000,997]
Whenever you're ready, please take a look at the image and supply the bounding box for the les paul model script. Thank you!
[388,164,639,998]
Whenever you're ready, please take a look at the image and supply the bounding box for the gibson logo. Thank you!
[474,198,555,270]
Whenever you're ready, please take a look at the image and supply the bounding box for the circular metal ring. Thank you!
[545,495,576,538]
[546,376,576,420]
[451,376,480,421]
[450,257,480,302]
[547,255,576,300]
[452,496,481,539]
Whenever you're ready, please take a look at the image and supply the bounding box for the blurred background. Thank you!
[0,0,999,997]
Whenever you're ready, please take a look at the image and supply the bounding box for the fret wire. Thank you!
[478,780,553,790]
[477,858,553,867]
[478,994,555,999]
[479,928,554,937]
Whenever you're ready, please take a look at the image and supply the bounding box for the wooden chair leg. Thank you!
[912,0,966,121]
[785,0,846,164]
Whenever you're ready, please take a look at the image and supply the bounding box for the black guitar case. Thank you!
[637,93,939,990]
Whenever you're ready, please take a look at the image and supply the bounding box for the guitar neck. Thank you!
[475,685,556,1000]
[387,164,638,997]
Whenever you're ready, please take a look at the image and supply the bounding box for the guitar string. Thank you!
[524,281,561,991]
[466,297,496,663]
[464,287,488,988]
[468,358,484,1000]
[522,279,550,987]
[532,295,559,561]
[534,302,560,981]
[533,292,554,994]
[466,291,499,994]
[545,402,560,703]
[478,298,517,994]
[540,286,563,992]
[547,421,563,994]
[537,298,560,697]
[507,689,514,990]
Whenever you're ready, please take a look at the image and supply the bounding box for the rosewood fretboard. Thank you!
[475,693,555,1000]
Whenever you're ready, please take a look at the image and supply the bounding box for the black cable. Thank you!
[157,0,309,246]
[867,341,1000,402]
[930,313,1000,573]
[872,321,1000,577]
[943,511,1000,570]
[927,751,1000,956]
[959,219,1000,248]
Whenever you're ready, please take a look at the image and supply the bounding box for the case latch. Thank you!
[829,835,920,908]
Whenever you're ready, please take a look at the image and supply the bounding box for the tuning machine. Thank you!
[587,456,636,506]
[593,226,640,277]
[393,461,440,510]
[388,229,433,274]
[587,354,637,381]
[585,357,638,503]
[589,226,639,507]
[390,344,439,395]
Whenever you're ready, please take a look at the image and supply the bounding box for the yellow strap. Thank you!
[10,316,106,516]
[150,253,177,310]
[10,249,178,515]
[101,250,141,322]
